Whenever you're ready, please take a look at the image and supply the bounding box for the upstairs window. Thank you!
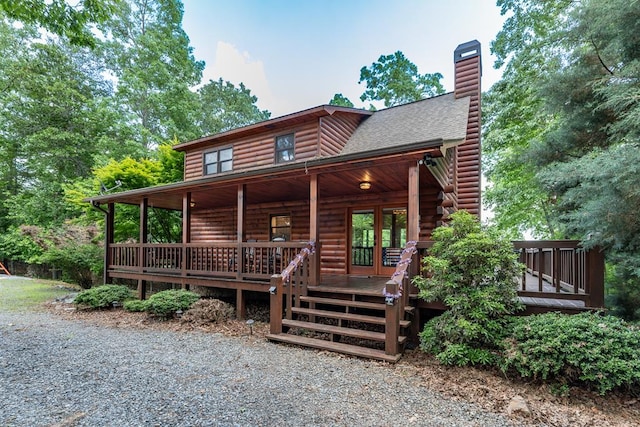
[275,133,295,163]
[204,147,233,175]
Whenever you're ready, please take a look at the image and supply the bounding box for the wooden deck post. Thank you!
[269,275,283,334]
[237,184,246,280]
[104,203,114,285]
[309,174,320,286]
[585,247,605,308]
[181,192,191,290]
[138,198,148,300]
[236,289,246,320]
[384,281,400,356]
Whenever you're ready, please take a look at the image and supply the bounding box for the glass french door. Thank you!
[350,207,407,275]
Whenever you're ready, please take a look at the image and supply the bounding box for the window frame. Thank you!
[270,213,292,241]
[203,146,233,175]
[274,133,295,164]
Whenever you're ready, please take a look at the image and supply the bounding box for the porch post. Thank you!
[408,164,420,277]
[384,280,400,356]
[104,203,114,285]
[181,192,191,290]
[309,174,320,286]
[236,184,247,318]
[138,198,148,300]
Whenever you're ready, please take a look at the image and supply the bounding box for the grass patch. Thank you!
[0,277,79,312]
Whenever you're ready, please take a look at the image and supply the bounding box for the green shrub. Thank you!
[144,289,200,319]
[413,211,524,366]
[500,312,640,395]
[74,284,133,309]
[123,299,148,312]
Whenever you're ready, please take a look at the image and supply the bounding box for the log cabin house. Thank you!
[88,41,605,362]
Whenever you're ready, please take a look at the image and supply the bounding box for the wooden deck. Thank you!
[312,273,590,311]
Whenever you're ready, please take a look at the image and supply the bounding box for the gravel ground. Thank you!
[0,311,521,427]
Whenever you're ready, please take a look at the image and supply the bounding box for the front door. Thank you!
[350,207,407,276]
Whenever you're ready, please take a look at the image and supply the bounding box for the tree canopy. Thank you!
[0,0,270,285]
[358,51,445,107]
[0,0,119,47]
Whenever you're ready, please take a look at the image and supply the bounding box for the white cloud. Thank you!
[205,41,291,117]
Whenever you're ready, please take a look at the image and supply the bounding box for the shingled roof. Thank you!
[341,92,470,155]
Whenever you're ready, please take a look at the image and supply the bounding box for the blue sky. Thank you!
[182,0,506,117]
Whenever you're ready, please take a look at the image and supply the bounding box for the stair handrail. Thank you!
[382,241,418,304]
[280,241,315,283]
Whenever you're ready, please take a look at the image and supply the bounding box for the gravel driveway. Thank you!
[0,311,517,427]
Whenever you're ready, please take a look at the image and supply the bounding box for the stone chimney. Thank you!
[453,40,482,217]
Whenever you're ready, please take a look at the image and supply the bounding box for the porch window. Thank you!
[270,214,291,241]
[204,147,233,175]
[275,133,294,163]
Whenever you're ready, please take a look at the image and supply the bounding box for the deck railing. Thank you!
[415,240,605,308]
[269,242,317,334]
[383,241,418,356]
[108,241,310,282]
[513,241,604,308]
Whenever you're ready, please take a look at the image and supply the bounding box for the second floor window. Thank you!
[204,147,233,175]
[275,133,294,163]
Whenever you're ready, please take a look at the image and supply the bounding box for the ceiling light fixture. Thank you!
[359,181,371,190]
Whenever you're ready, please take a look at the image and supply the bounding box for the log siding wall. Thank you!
[189,190,438,275]
[319,113,364,157]
[184,122,320,180]
[183,113,366,181]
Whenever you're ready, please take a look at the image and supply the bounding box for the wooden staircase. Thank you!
[267,287,414,363]
[266,241,419,363]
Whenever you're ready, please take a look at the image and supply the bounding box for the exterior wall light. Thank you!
[359,181,371,190]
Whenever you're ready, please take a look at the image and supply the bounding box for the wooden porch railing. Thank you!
[108,241,310,282]
[383,241,418,356]
[414,240,605,308]
[269,242,317,334]
[512,241,605,308]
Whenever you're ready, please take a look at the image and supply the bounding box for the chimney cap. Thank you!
[454,40,481,63]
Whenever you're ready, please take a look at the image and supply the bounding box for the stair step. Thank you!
[299,296,386,311]
[266,333,402,363]
[291,307,411,328]
[282,319,407,344]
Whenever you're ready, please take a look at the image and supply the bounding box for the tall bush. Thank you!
[413,211,524,365]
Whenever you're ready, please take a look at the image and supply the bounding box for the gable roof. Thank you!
[341,92,470,156]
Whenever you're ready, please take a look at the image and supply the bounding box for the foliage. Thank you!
[180,298,236,324]
[359,51,444,107]
[605,254,640,321]
[328,93,354,108]
[0,0,272,277]
[413,211,524,366]
[123,299,147,312]
[196,78,271,136]
[74,284,134,309]
[20,223,103,288]
[501,312,640,395]
[142,289,200,319]
[0,0,118,47]
[486,0,640,320]
[99,0,204,149]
